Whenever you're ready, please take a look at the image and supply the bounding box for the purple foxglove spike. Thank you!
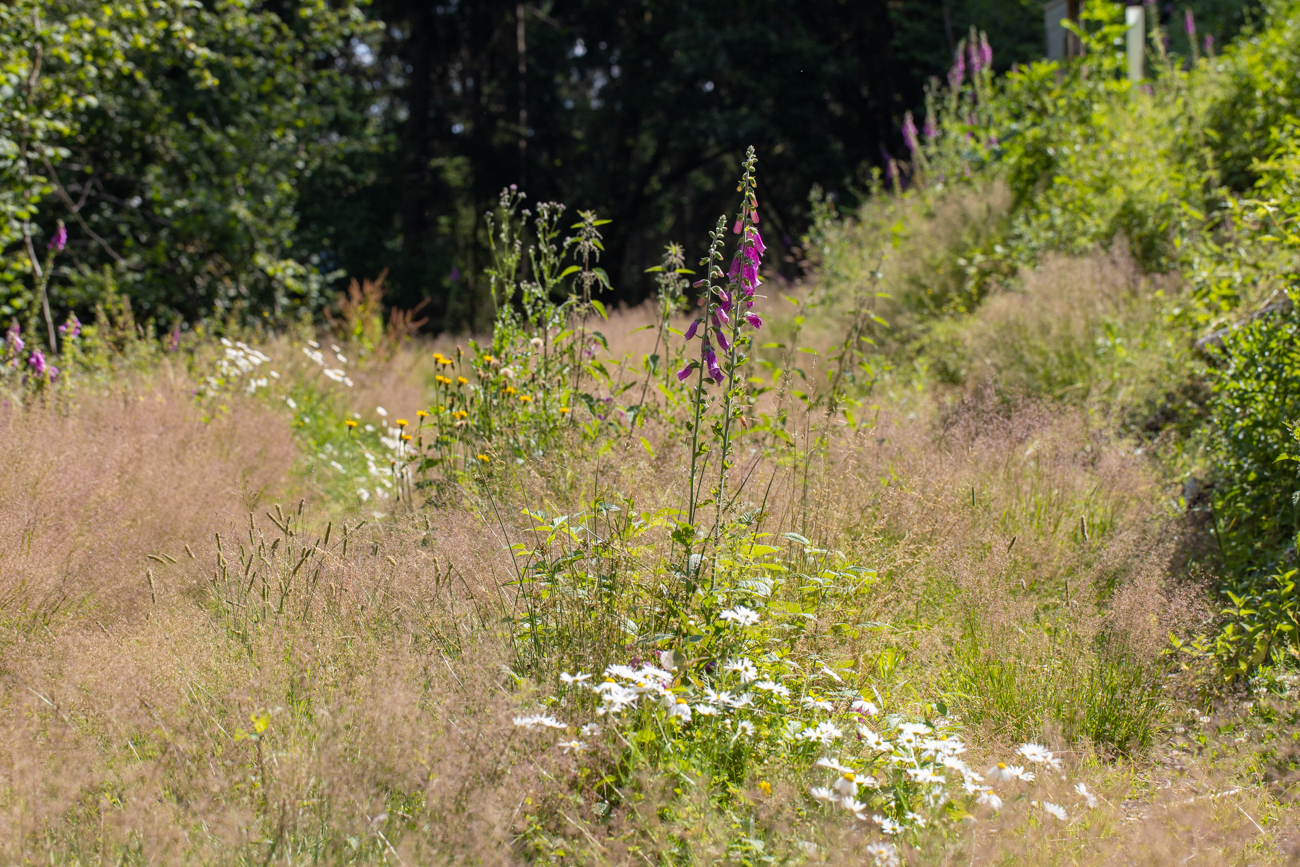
[745,299,754,309]
[728,257,742,281]
[1184,10,1195,36]
[902,111,919,155]
[5,323,22,356]
[58,314,81,340]
[716,329,731,352]
[744,244,761,265]
[950,48,966,90]
[742,261,759,287]
[29,350,47,375]
[47,223,67,252]
[980,33,992,69]
[716,306,729,324]
[748,227,766,255]
[684,318,700,340]
[745,312,762,329]
[677,361,695,382]
[1204,34,1214,52]
[705,346,724,383]
[968,39,981,75]
[924,113,938,140]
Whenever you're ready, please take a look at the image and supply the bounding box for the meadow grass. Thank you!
[0,248,1296,864]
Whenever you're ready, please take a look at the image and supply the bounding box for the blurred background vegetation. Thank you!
[1,0,1262,335]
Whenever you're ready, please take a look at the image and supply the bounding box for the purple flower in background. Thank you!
[168,323,181,352]
[980,33,993,70]
[1204,34,1214,53]
[5,323,22,358]
[715,329,731,352]
[47,223,66,252]
[923,112,938,140]
[968,39,982,75]
[450,266,461,281]
[1184,9,1195,36]
[948,49,965,90]
[902,111,920,157]
[58,314,81,340]
[29,349,57,378]
[885,156,898,184]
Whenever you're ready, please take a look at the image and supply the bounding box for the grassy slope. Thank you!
[0,237,1296,866]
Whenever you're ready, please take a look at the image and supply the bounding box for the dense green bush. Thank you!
[1,0,372,338]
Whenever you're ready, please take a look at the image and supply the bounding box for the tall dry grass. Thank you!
[0,245,1294,864]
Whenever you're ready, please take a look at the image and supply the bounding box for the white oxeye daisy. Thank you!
[985,762,1033,783]
[858,726,892,752]
[512,714,565,731]
[560,672,592,685]
[719,605,760,626]
[841,797,871,819]
[802,696,834,712]
[809,786,836,806]
[376,406,388,416]
[1018,742,1062,770]
[976,789,1003,811]
[864,841,900,867]
[898,722,932,737]
[851,697,879,716]
[665,696,692,722]
[797,721,843,746]
[1075,782,1098,808]
[735,720,756,736]
[1036,800,1068,821]
[872,815,902,835]
[815,757,854,774]
[725,658,759,683]
[832,771,859,799]
[906,767,945,786]
[557,739,587,754]
[754,680,791,697]
[694,704,721,716]
[580,723,601,737]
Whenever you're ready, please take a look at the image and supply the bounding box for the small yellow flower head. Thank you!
[519,394,533,402]
[416,410,429,418]
[505,386,516,395]
[400,433,412,441]
[433,352,446,363]
[559,407,571,414]
[757,781,772,796]
[345,419,358,428]
[477,454,490,463]
[457,376,467,386]
[436,375,452,385]
[396,418,408,428]
[439,357,454,367]
[484,355,496,364]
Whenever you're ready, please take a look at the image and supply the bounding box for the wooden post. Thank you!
[1126,5,1145,81]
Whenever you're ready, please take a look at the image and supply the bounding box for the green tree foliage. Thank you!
[1,0,374,341]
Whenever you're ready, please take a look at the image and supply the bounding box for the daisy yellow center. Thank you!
[997,763,1007,770]
[843,772,855,782]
